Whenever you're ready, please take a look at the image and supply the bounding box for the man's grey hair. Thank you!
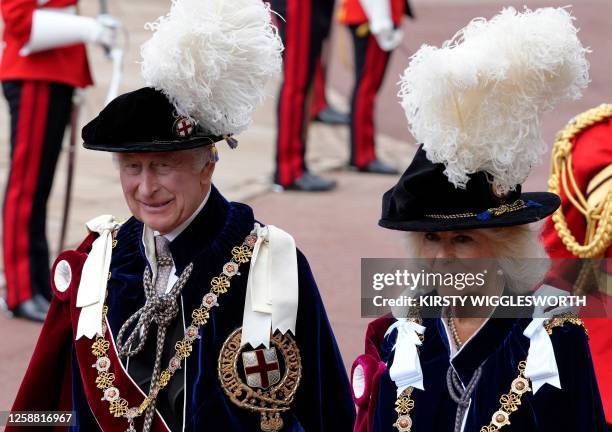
[189,145,216,171]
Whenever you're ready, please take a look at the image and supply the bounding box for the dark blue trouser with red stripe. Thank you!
[2,80,74,309]
[309,54,330,119]
[272,0,334,187]
[349,25,392,168]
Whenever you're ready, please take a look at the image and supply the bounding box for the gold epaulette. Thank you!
[548,103,612,258]
[544,313,587,337]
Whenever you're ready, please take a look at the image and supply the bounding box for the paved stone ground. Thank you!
[1,0,611,414]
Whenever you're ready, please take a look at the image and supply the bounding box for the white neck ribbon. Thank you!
[76,215,120,339]
[523,284,570,393]
[385,318,426,396]
[523,318,561,393]
[240,223,299,348]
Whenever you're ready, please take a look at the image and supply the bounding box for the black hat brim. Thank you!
[83,135,222,153]
[379,192,560,232]
[81,87,227,153]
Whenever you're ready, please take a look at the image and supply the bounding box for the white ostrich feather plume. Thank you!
[141,0,283,136]
[398,7,589,193]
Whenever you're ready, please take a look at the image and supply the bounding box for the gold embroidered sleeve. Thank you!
[544,313,587,337]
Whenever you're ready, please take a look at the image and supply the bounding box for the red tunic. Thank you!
[7,233,171,432]
[337,0,406,26]
[542,114,612,423]
[0,0,93,88]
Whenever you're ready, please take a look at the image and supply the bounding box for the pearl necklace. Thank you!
[447,317,463,349]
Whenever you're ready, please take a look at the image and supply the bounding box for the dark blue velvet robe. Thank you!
[371,316,606,432]
[20,185,354,431]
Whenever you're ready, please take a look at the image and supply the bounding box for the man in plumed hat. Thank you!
[7,1,355,431]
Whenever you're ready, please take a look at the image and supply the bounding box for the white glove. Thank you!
[358,0,402,51]
[359,0,393,34]
[375,28,403,51]
[20,10,118,56]
[95,14,122,51]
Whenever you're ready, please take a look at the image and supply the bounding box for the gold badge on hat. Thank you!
[218,328,302,432]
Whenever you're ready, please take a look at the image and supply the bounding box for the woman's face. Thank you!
[419,230,495,259]
[416,230,502,297]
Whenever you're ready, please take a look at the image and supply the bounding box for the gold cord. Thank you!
[548,103,612,258]
[91,231,258,430]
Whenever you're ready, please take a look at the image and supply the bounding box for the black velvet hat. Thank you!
[379,145,561,232]
[382,4,590,232]
[82,87,232,153]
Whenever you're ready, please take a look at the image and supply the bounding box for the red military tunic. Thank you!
[0,0,93,88]
[337,0,406,26]
[542,105,612,424]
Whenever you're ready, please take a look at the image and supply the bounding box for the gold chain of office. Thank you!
[393,316,585,432]
[89,229,258,432]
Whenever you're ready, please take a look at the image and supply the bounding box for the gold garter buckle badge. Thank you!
[218,328,302,432]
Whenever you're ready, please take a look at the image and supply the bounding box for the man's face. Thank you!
[117,149,214,234]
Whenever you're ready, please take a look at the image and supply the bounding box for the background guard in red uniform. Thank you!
[0,0,117,321]
[338,0,413,174]
[271,0,339,192]
[310,46,351,125]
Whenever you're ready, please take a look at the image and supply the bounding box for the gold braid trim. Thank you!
[544,312,587,337]
[548,103,612,258]
[425,199,529,219]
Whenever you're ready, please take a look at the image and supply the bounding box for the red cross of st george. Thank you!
[245,350,279,388]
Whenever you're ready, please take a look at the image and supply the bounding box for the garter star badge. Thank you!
[218,328,302,432]
[173,116,196,138]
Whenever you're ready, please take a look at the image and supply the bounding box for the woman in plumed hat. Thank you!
[351,7,607,432]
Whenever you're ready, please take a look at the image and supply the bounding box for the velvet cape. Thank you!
[9,186,356,431]
[353,315,606,432]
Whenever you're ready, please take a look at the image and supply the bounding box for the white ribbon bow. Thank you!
[522,284,571,393]
[75,215,119,340]
[240,224,299,348]
[385,318,426,396]
[523,318,561,393]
